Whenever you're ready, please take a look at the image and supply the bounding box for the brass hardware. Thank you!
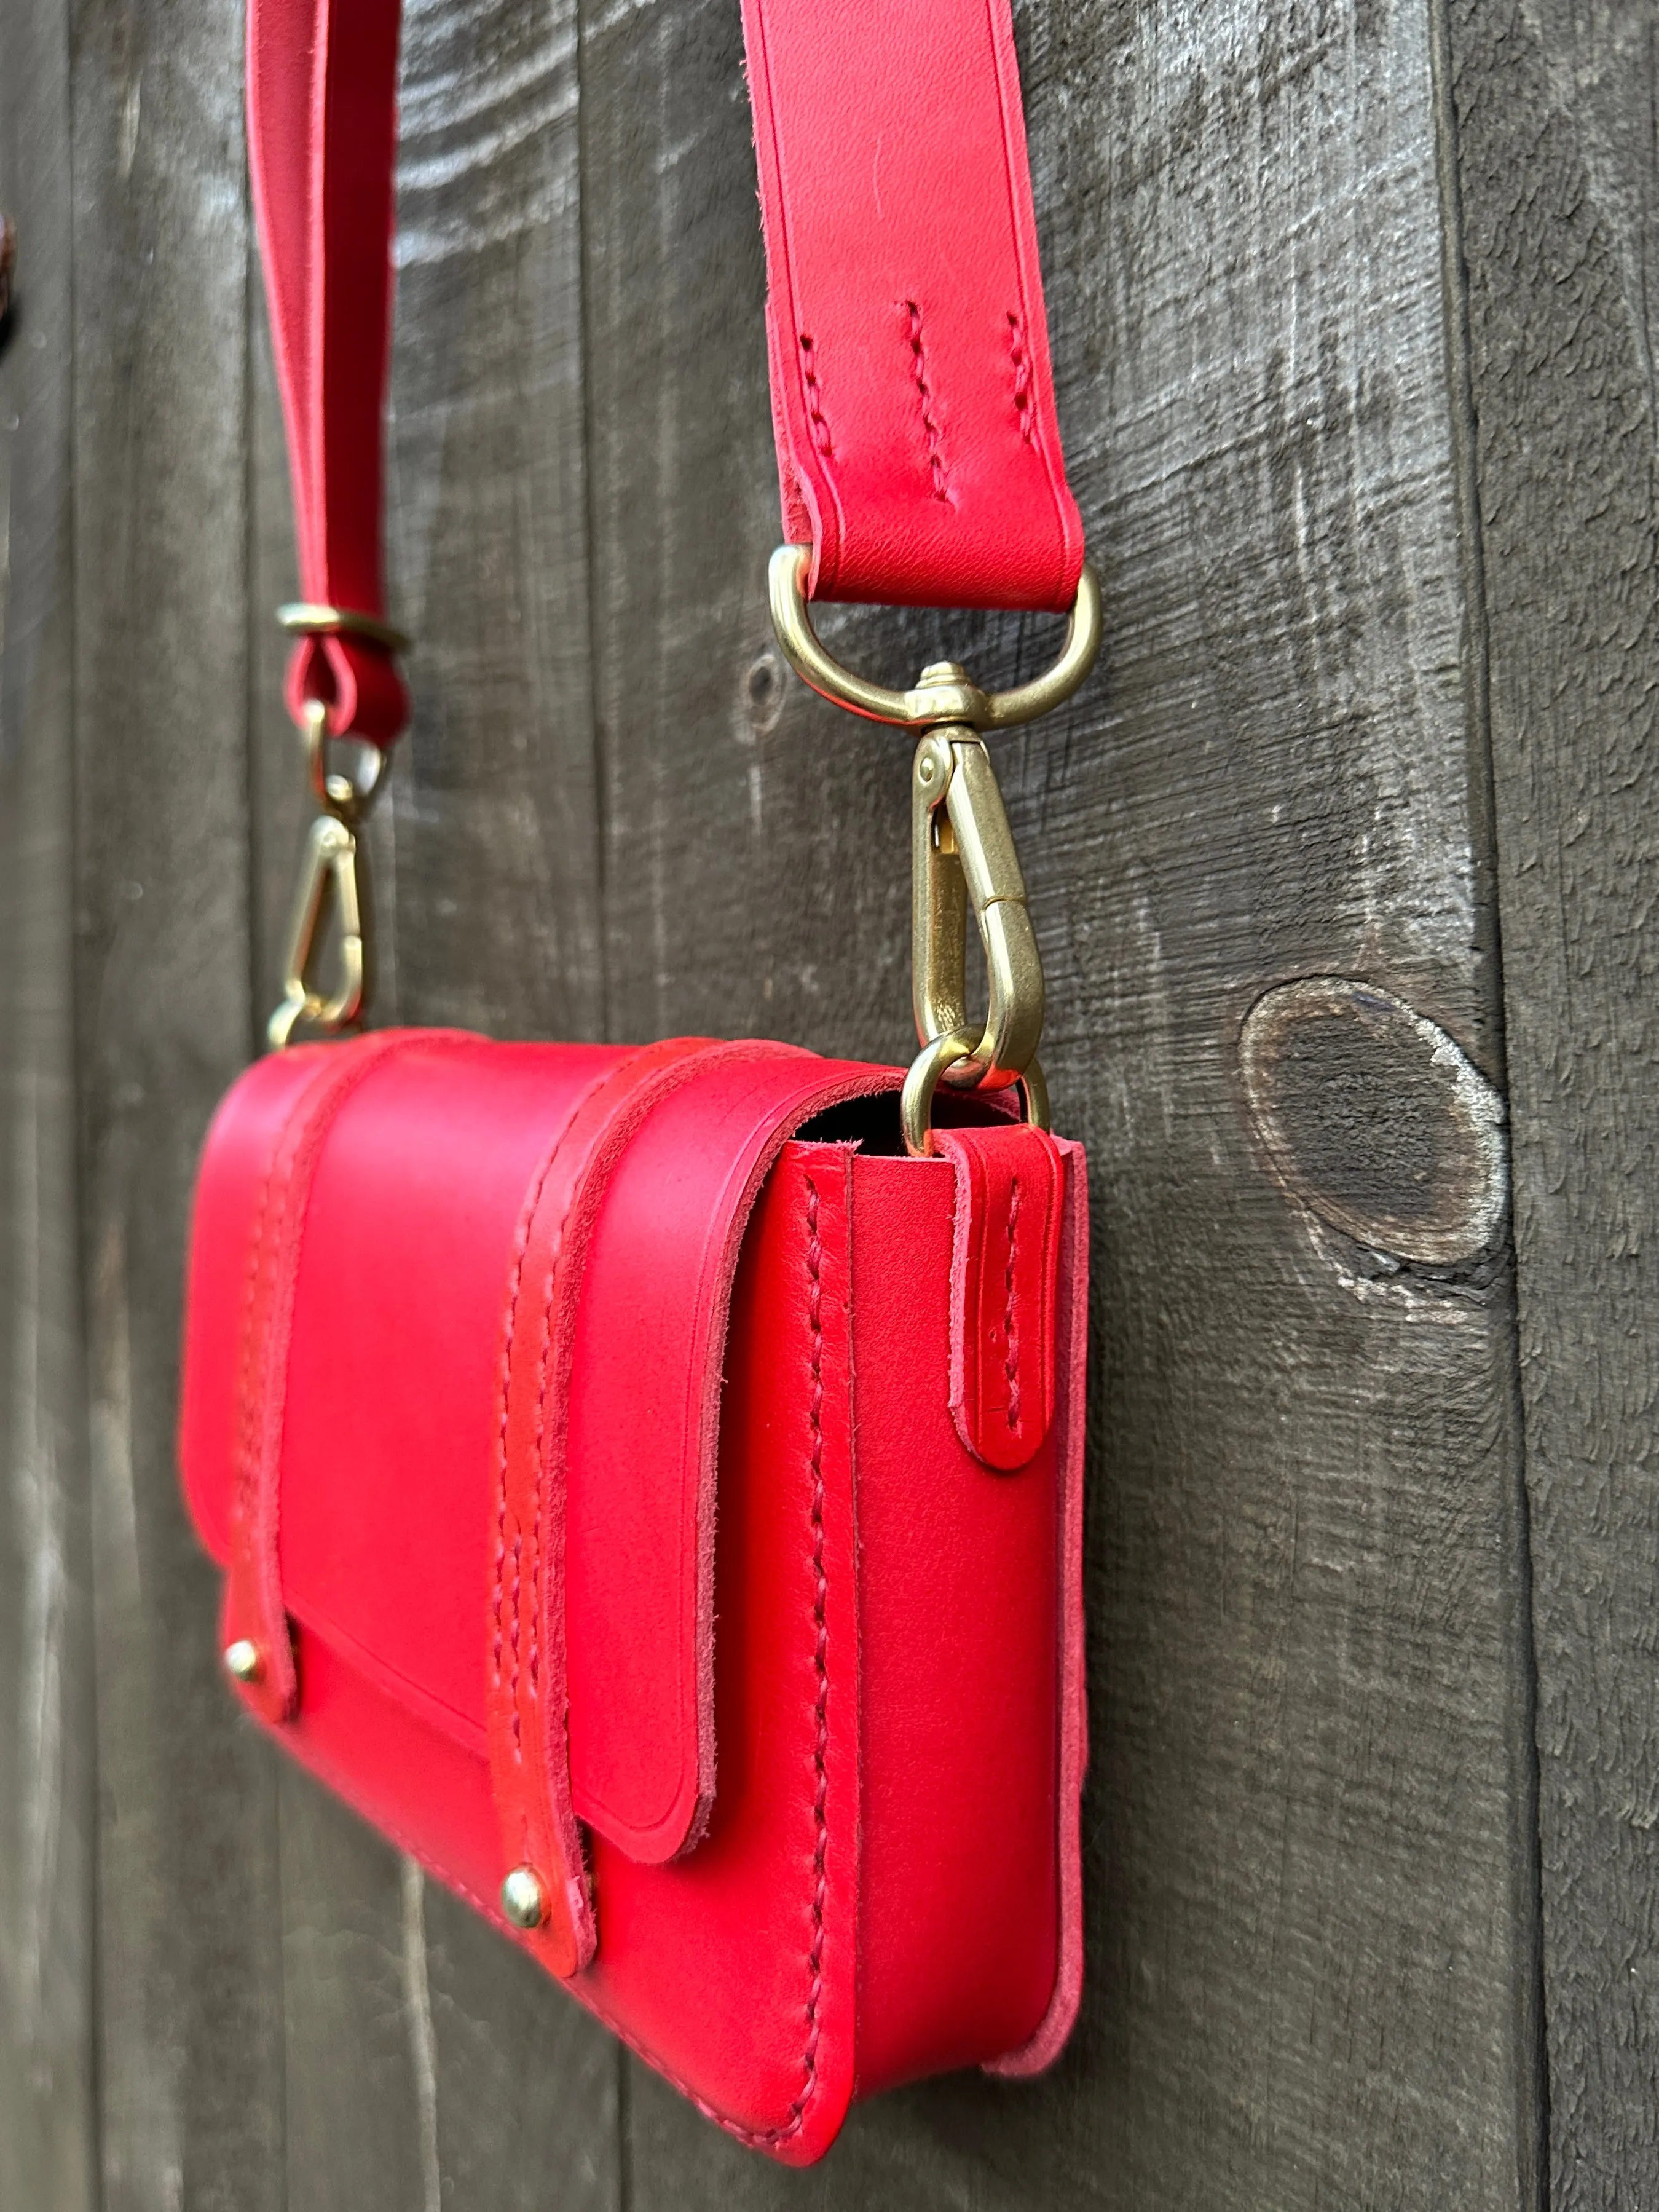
[266,610,400,1048]
[267,698,383,1049]
[912,722,1043,1094]
[223,1638,265,1686]
[765,542,1098,1156]
[901,1026,1050,1159]
[267,695,371,1049]
[500,1866,548,1930]
[768,544,1100,730]
[301,697,390,825]
[278,601,412,656]
[267,814,368,1049]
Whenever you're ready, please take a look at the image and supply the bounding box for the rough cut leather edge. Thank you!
[581,1140,860,2164]
[985,1134,1089,2076]
[553,1041,808,1866]
[937,1123,1063,1470]
[739,0,1085,610]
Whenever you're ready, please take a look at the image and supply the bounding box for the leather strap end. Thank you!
[937,1123,1064,1471]
[219,1576,299,1725]
[285,634,409,746]
[741,0,1086,615]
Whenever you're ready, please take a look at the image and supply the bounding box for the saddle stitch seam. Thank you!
[1003,1172,1022,1432]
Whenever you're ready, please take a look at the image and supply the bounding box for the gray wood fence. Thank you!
[1,0,1655,2203]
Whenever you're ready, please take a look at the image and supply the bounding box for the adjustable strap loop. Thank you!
[741,0,1086,612]
[248,0,408,742]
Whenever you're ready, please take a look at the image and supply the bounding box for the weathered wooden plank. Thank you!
[0,0,97,2202]
[414,1876,620,2212]
[1447,1,1659,2203]
[588,0,1543,2203]
[244,0,620,2200]
[377,0,605,1043]
[67,0,290,2200]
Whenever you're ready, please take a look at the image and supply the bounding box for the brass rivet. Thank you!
[918,660,969,686]
[500,1865,548,1930]
[223,1638,265,1686]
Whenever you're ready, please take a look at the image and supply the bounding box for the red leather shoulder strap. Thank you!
[247,0,407,741]
[248,0,1082,692]
[740,0,1084,611]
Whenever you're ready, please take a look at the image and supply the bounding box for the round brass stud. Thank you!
[500,1865,548,1931]
[223,1638,265,1686]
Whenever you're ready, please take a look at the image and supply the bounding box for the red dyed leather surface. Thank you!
[177,1039,1090,2160]
[848,1147,1063,2090]
[246,0,407,739]
[216,1031,476,1724]
[248,0,1087,752]
[739,0,1084,610]
[488,1038,718,1977]
[938,1122,1063,1471]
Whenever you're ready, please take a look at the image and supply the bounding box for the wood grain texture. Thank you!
[1446,1,1659,2203]
[589,0,1543,2204]
[0,0,97,2198]
[68,0,289,2200]
[379,0,604,1043]
[11,0,1653,2195]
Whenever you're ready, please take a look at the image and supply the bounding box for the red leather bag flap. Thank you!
[179,1033,897,1889]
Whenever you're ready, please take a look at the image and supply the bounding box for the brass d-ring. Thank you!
[900,1026,1050,1158]
[768,545,1101,730]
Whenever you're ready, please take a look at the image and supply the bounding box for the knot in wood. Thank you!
[1239,978,1507,1266]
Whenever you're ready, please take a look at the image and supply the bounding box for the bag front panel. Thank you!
[177,1040,1081,2159]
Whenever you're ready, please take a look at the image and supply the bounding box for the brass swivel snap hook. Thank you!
[903,698,1050,1156]
[266,602,405,1051]
[266,694,388,1051]
[910,703,1042,1090]
[765,545,1101,1155]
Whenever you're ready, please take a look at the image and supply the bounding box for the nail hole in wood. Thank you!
[744,648,787,736]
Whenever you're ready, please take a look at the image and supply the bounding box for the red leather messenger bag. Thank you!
[178,0,1100,2163]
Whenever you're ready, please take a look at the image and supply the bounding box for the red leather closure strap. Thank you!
[221,1030,472,1724]
[247,0,408,741]
[740,0,1084,610]
[488,1036,717,1977]
[492,1038,906,1975]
